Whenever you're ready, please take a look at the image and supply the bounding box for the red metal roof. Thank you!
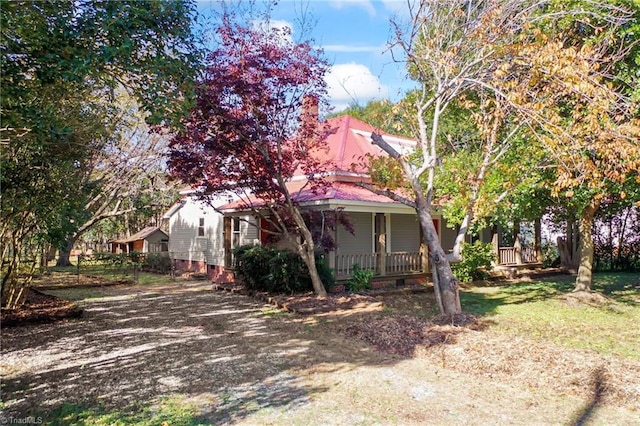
[219,115,419,211]
[306,115,416,174]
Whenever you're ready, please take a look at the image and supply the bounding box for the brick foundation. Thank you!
[209,265,234,283]
[174,259,207,274]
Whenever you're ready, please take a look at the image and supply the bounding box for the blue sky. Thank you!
[197,0,417,111]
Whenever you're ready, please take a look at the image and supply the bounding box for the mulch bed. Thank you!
[214,283,383,314]
[213,282,429,314]
[339,313,482,356]
[1,288,83,327]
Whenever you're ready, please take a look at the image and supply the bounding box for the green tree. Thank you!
[1,0,202,307]
[504,4,640,292]
[366,0,637,312]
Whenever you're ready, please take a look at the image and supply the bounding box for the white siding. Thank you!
[168,196,226,263]
[207,214,226,266]
[337,212,372,254]
[389,214,421,252]
[240,215,259,245]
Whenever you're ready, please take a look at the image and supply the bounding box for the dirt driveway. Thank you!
[2,283,638,425]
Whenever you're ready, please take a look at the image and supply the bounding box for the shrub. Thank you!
[92,252,129,267]
[315,255,336,290]
[541,242,559,268]
[347,264,374,292]
[233,245,273,290]
[232,245,333,294]
[452,241,495,283]
[142,253,172,274]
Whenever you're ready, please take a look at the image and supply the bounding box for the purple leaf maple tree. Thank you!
[168,14,333,296]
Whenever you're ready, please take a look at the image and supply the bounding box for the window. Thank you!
[232,217,241,247]
[198,217,205,237]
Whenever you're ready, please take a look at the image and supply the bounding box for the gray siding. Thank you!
[241,216,259,243]
[337,212,372,254]
[389,214,421,252]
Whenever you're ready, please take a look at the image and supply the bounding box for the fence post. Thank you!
[77,254,82,286]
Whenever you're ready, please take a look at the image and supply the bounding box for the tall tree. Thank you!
[365,0,637,312]
[369,0,536,314]
[54,96,179,266]
[1,0,202,307]
[168,11,332,296]
[499,6,640,291]
[541,0,640,291]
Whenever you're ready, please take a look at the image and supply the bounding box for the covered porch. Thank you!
[491,220,544,267]
[323,209,431,282]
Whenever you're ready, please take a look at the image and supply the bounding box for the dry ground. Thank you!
[1,282,639,425]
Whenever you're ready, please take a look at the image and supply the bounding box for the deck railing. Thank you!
[498,246,537,265]
[335,251,423,278]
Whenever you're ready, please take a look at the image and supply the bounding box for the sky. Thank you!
[197,0,417,111]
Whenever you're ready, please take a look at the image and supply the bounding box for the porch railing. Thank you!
[498,246,538,265]
[385,251,424,274]
[335,251,423,279]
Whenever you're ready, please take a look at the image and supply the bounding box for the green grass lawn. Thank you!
[48,264,177,287]
[48,396,205,426]
[461,272,640,360]
[17,271,640,424]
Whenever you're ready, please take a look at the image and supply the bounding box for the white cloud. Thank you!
[380,0,414,20]
[325,63,389,111]
[251,19,294,44]
[329,0,376,17]
[322,44,386,53]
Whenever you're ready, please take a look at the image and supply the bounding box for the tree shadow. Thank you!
[590,272,640,306]
[570,366,606,426]
[0,287,342,424]
[460,272,638,316]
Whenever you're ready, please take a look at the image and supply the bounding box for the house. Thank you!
[109,226,169,254]
[164,115,539,285]
[163,189,258,281]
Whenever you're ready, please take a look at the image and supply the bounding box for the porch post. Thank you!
[329,217,337,271]
[375,213,386,276]
[513,221,523,265]
[223,216,232,267]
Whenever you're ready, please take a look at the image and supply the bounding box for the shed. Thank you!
[110,227,169,254]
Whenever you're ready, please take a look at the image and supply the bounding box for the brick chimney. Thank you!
[301,94,319,129]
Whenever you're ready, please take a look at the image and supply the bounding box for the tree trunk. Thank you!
[570,217,580,269]
[534,218,543,264]
[490,225,499,266]
[300,247,327,297]
[291,209,327,297]
[416,197,461,315]
[574,200,600,292]
[560,216,580,271]
[448,213,470,263]
[56,237,75,267]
